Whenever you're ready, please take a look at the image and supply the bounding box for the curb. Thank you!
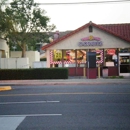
[0,86,12,91]
[0,82,130,86]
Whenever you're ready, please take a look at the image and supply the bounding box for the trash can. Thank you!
[102,66,108,78]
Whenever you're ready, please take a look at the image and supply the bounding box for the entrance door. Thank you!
[119,53,130,76]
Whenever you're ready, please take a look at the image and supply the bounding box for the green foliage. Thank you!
[118,76,124,79]
[0,0,56,56]
[40,58,46,61]
[0,68,68,80]
[108,76,124,79]
[0,0,8,36]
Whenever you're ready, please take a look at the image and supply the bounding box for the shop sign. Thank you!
[107,49,115,55]
[78,35,103,47]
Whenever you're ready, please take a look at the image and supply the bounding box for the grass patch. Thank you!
[108,76,124,79]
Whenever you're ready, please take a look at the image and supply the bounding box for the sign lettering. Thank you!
[78,36,103,47]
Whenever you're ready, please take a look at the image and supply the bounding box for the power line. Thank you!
[36,0,130,5]
[2,0,130,5]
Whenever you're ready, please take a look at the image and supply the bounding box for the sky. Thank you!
[35,0,130,31]
[6,0,130,31]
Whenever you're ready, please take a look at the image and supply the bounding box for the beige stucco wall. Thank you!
[10,51,40,68]
[0,38,9,58]
[46,50,50,68]
[46,26,130,50]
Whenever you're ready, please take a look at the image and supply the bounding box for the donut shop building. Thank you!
[42,22,130,78]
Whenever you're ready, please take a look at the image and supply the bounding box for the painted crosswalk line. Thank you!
[0,117,25,130]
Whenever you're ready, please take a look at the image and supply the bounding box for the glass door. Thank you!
[119,53,130,76]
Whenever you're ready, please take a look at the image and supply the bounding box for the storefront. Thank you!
[42,22,130,78]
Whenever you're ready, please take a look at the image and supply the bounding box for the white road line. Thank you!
[0,114,62,117]
[0,100,60,105]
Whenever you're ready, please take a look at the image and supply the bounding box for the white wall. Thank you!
[33,61,47,68]
[10,51,40,68]
[0,58,29,69]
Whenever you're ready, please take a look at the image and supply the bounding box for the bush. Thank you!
[0,68,68,80]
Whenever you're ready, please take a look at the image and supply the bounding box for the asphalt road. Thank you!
[0,84,130,130]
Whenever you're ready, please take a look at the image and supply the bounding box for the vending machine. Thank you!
[119,53,130,76]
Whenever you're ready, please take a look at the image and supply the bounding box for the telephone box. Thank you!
[87,52,97,79]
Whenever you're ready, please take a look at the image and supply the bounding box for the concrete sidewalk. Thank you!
[0,77,130,91]
[0,77,130,86]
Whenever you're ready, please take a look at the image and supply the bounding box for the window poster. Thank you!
[63,50,75,63]
[53,50,62,61]
[105,49,118,66]
[96,50,102,62]
[107,49,115,55]
[91,49,103,63]
[77,50,86,63]
[51,50,87,64]
[63,50,86,63]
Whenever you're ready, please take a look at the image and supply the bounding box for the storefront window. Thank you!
[63,49,87,67]
[119,56,130,74]
[50,49,76,67]
[77,50,86,64]
[50,50,87,67]
[63,50,76,63]
[63,49,87,64]
[105,48,118,66]
[119,48,130,53]
[50,50,62,68]
[119,49,130,75]
[51,49,105,67]
[91,49,103,65]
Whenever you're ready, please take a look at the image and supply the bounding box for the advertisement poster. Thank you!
[63,50,86,63]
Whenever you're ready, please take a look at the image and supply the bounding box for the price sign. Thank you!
[54,51,62,59]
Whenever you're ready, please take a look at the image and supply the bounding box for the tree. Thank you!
[1,0,55,57]
[0,0,8,37]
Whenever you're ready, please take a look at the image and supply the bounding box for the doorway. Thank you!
[119,53,130,76]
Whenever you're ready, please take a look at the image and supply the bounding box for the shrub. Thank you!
[0,68,68,80]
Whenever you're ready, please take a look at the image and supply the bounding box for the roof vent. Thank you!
[89,21,92,25]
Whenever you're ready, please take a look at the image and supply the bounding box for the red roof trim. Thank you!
[42,22,130,50]
[92,22,130,43]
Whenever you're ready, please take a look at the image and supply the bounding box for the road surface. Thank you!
[0,84,130,130]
